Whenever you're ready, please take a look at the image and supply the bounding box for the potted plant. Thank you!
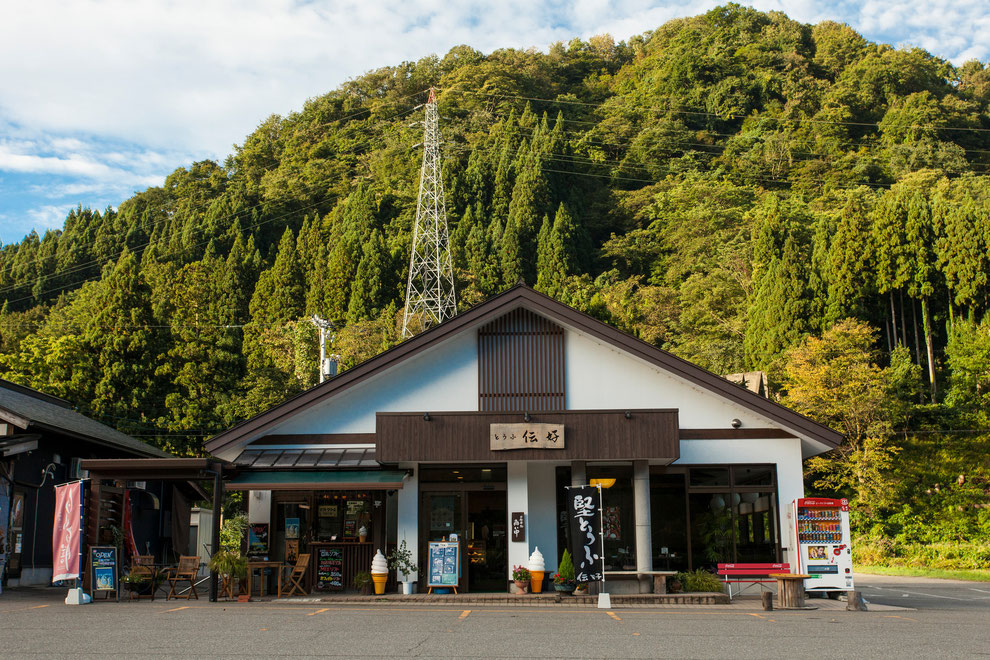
[512,565,530,593]
[209,550,248,599]
[387,540,419,595]
[121,569,164,597]
[353,571,373,596]
[553,549,577,595]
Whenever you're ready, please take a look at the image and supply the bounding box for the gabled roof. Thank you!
[0,379,169,458]
[205,284,842,454]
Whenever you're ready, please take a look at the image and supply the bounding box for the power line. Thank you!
[0,90,432,298]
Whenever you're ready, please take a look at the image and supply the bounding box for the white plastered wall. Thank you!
[214,331,479,461]
[526,463,559,576]
[564,328,769,430]
[506,462,528,587]
[396,464,419,582]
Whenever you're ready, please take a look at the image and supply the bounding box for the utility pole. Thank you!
[311,315,339,383]
[402,87,456,338]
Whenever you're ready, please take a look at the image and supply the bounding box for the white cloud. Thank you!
[0,1,986,241]
[26,204,77,233]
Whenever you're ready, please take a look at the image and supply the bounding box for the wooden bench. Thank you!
[717,563,790,600]
[603,570,677,594]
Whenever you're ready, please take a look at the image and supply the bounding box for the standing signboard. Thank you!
[314,546,343,591]
[89,546,119,601]
[426,541,459,593]
[566,485,605,584]
[52,482,82,583]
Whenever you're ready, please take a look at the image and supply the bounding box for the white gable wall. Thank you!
[214,331,479,460]
[272,330,478,434]
[565,328,769,428]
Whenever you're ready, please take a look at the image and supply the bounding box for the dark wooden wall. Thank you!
[478,308,565,412]
[376,410,679,462]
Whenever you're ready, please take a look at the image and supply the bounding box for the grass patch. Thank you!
[855,564,990,582]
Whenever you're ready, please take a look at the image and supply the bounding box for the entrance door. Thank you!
[465,491,506,592]
[420,488,507,592]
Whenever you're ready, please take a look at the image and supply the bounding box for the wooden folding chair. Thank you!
[166,555,200,600]
[280,553,310,597]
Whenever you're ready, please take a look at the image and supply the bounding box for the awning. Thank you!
[225,470,408,491]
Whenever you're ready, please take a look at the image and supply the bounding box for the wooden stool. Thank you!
[770,573,811,608]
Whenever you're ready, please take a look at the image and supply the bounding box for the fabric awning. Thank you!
[225,470,408,490]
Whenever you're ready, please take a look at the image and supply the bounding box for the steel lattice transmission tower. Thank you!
[402,87,457,338]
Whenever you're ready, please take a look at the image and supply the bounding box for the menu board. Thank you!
[427,541,459,587]
[89,546,118,598]
[315,546,343,591]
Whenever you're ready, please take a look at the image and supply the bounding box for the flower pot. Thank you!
[401,581,414,595]
[554,582,577,595]
[513,579,529,594]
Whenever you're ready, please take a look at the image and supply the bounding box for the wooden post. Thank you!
[847,590,867,611]
[209,466,222,602]
[762,591,774,611]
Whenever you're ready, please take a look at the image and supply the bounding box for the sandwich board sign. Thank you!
[89,546,119,601]
[426,541,459,593]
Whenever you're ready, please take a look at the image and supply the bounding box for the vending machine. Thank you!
[789,498,854,593]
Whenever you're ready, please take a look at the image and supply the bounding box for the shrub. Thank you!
[557,549,575,583]
[675,569,724,593]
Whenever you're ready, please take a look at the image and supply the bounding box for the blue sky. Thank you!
[1,0,988,244]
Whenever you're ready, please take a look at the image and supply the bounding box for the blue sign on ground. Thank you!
[427,541,459,587]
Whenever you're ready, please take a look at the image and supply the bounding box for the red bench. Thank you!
[717,563,790,600]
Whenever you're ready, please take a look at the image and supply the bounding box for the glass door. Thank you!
[466,491,507,592]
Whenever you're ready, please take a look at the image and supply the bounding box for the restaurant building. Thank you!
[205,285,841,593]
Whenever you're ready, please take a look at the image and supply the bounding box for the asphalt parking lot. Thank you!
[853,573,990,611]
[0,574,987,659]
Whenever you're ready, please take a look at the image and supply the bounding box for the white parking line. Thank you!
[969,588,990,595]
[870,586,966,601]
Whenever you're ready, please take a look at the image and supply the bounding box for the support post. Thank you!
[209,466,222,602]
[570,461,586,487]
[847,590,867,611]
[633,460,652,594]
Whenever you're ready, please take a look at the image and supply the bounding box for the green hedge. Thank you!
[853,536,990,570]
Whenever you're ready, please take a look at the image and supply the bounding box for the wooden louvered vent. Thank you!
[478,308,565,411]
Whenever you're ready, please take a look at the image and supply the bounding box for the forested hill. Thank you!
[1,4,989,472]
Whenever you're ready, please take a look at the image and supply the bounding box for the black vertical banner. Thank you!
[567,485,604,583]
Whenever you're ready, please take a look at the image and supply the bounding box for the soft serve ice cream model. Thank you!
[371,549,389,594]
[528,547,546,593]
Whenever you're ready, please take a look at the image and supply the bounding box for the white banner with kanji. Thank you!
[52,482,81,582]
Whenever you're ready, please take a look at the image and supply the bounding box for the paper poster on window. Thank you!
[603,506,621,541]
[285,517,300,540]
[248,523,269,554]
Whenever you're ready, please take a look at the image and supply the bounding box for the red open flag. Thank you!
[52,482,81,582]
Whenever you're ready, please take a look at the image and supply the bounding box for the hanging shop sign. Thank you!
[511,512,525,542]
[490,423,564,451]
[566,485,605,583]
